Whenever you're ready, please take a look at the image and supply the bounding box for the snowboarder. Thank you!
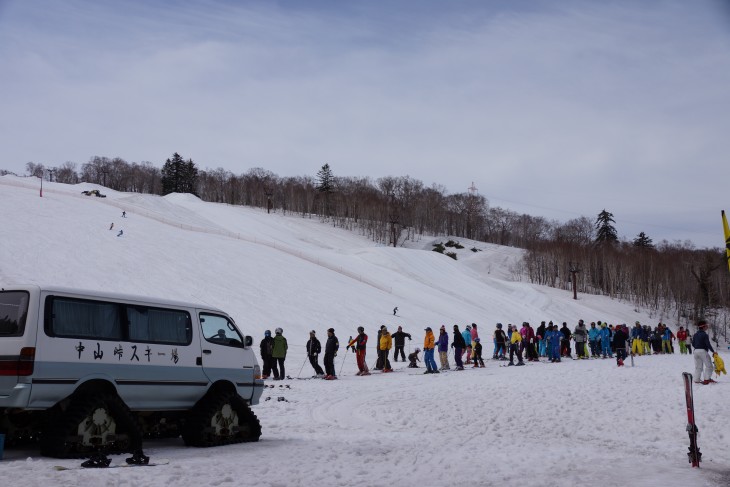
[259,330,277,379]
[451,324,466,370]
[116,230,123,237]
[272,327,288,380]
[122,211,126,218]
[323,328,339,380]
[692,320,715,384]
[391,326,412,362]
[379,326,393,372]
[423,327,438,374]
[306,330,325,377]
[408,348,421,368]
[347,326,370,375]
[393,306,398,316]
[109,222,114,230]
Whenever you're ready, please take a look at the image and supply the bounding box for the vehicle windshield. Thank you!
[0,291,29,336]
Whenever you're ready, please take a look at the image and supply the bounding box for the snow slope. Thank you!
[0,175,728,486]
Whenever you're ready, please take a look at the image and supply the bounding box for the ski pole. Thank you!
[296,354,308,379]
[338,348,349,376]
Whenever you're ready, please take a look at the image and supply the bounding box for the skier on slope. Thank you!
[472,337,485,367]
[493,323,507,360]
[323,328,339,380]
[599,323,613,358]
[391,326,412,362]
[306,330,325,377]
[347,326,370,376]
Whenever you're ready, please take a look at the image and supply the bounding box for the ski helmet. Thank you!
[496,323,502,329]
[357,326,364,333]
[264,330,271,336]
[275,327,283,334]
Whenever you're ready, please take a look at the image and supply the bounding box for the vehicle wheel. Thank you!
[182,391,261,447]
[40,392,142,458]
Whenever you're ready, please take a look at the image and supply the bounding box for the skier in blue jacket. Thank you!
[588,322,601,357]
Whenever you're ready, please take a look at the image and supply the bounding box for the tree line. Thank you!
[5,155,728,332]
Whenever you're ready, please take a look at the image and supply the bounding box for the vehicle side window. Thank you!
[0,291,29,337]
[127,306,192,345]
[200,313,244,348]
[49,297,123,340]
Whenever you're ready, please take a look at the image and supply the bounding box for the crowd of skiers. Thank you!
[258,318,723,384]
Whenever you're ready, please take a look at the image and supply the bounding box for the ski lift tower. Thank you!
[468,181,478,195]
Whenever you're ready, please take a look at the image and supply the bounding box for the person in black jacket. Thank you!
[324,328,340,380]
[560,322,572,358]
[392,326,412,362]
[612,324,629,367]
[692,320,716,384]
[306,330,325,377]
[451,324,466,370]
[260,330,278,379]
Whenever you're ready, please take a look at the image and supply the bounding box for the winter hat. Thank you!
[466,325,471,330]
[496,323,502,329]
[475,337,480,343]
[275,327,283,334]
[440,325,446,331]
[415,348,421,353]
[357,326,364,333]
[310,330,316,334]
[697,320,708,329]
[264,330,271,336]
[453,325,459,331]
[425,326,432,331]
[472,323,478,328]
[327,328,335,333]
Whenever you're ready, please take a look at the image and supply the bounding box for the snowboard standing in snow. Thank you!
[682,372,701,467]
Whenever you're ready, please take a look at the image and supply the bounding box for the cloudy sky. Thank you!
[1,0,729,248]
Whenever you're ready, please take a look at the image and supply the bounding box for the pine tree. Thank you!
[161,153,198,195]
[594,209,618,244]
[633,231,654,249]
[316,163,335,215]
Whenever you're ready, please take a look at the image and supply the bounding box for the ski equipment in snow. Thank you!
[682,372,701,467]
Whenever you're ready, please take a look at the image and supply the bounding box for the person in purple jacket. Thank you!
[437,325,450,370]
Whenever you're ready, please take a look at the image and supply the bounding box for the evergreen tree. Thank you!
[594,209,618,244]
[161,152,198,195]
[633,231,654,249]
[316,163,335,215]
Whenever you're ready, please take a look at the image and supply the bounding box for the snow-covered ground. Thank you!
[1,175,728,486]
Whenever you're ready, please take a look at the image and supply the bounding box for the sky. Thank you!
[1,177,729,487]
[1,0,729,248]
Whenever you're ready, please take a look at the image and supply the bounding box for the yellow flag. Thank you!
[722,210,730,269]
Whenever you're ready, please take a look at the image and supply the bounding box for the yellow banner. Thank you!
[722,210,730,269]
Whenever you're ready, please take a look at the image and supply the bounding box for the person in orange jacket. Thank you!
[379,326,393,372]
[423,327,438,374]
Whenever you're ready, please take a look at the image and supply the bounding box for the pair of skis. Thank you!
[682,372,701,468]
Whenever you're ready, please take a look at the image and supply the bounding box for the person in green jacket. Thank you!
[272,327,288,380]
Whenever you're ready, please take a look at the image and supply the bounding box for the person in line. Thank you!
[272,327,287,380]
[588,322,601,358]
[630,322,644,356]
[375,325,385,370]
[306,330,325,377]
[692,320,716,385]
[599,323,613,358]
[547,324,563,363]
[323,328,339,380]
[612,324,629,367]
[259,329,277,379]
[347,326,370,376]
[493,323,507,360]
[379,326,393,372]
[520,322,537,362]
[423,327,439,374]
[437,325,450,370]
[451,324,466,370]
[560,322,572,358]
[537,321,547,357]
[662,325,673,354]
[392,326,412,362]
[574,320,588,359]
[463,325,473,364]
[508,325,525,366]
[677,326,688,354]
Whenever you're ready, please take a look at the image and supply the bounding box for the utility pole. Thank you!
[569,261,581,300]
